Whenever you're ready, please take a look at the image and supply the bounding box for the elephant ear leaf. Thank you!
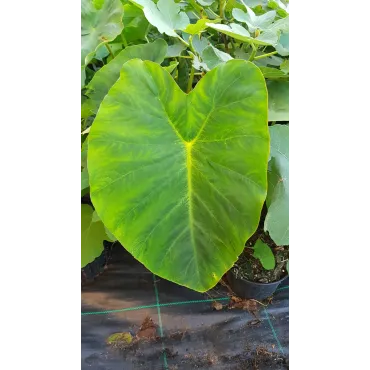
[88,59,269,292]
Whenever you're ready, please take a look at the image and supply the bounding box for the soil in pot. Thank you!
[233,231,289,284]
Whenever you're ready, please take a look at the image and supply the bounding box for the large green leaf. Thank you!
[129,0,190,38]
[81,0,124,68]
[267,80,289,121]
[85,39,168,115]
[264,124,289,246]
[253,239,275,270]
[88,59,269,292]
[81,204,107,268]
[206,23,276,46]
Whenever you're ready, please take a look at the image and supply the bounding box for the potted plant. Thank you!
[81,0,289,295]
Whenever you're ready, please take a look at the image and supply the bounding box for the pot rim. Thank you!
[228,269,288,287]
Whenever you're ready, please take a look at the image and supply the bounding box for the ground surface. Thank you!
[82,246,289,369]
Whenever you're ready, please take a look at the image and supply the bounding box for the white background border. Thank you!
[1,0,370,368]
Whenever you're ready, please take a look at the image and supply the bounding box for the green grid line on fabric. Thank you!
[153,274,168,369]
[263,307,285,355]
[81,285,289,316]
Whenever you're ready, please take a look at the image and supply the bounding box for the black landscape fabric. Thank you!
[82,245,289,369]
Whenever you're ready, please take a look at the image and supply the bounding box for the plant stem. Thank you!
[178,36,190,48]
[254,51,278,60]
[121,34,128,48]
[176,55,193,59]
[248,43,257,61]
[187,66,195,93]
[219,0,225,18]
[105,43,115,59]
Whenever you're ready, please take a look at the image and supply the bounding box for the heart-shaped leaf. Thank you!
[88,59,269,292]
[81,0,124,68]
[81,204,107,268]
[264,124,289,245]
[253,239,275,270]
[129,0,190,39]
[85,39,168,115]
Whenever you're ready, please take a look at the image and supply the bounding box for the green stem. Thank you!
[121,34,128,48]
[230,39,236,54]
[248,43,257,61]
[219,0,225,18]
[105,43,115,59]
[176,55,193,59]
[254,51,278,60]
[178,36,190,48]
[187,66,195,93]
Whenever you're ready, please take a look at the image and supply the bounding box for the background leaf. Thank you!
[267,80,289,121]
[81,204,107,268]
[233,6,276,33]
[201,45,233,70]
[121,4,150,44]
[253,239,276,270]
[207,23,275,45]
[129,0,190,38]
[85,39,168,115]
[259,66,287,79]
[264,124,289,246]
[88,59,269,292]
[166,39,187,57]
[81,0,124,68]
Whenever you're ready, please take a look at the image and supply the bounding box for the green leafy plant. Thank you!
[88,59,269,291]
[81,0,289,289]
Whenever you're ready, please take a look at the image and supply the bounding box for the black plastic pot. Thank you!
[227,269,288,300]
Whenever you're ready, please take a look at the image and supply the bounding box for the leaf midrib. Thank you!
[156,93,215,283]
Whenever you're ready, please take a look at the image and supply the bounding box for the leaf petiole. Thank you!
[248,43,257,61]
[254,51,278,60]
[104,43,115,59]
[187,66,195,93]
